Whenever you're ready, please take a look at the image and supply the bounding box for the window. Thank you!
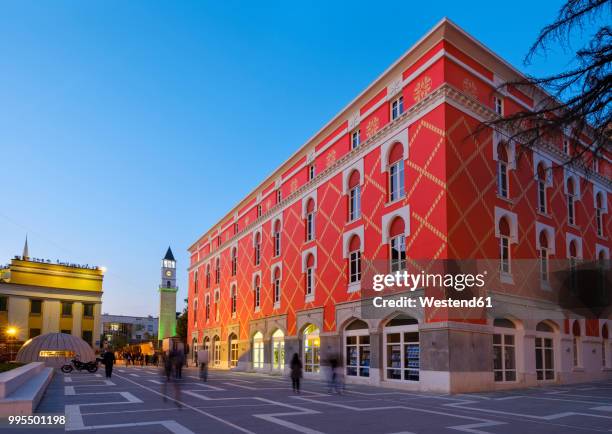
[493,318,516,382]
[254,233,261,266]
[539,231,550,283]
[213,336,221,366]
[214,290,220,322]
[303,324,320,373]
[193,270,199,294]
[206,264,211,288]
[308,164,315,181]
[30,299,42,315]
[273,220,281,257]
[567,178,576,226]
[166,280,171,288]
[572,321,582,368]
[305,254,315,297]
[231,247,237,276]
[569,240,579,292]
[253,276,261,310]
[253,331,264,369]
[536,163,547,213]
[391,96,404,120]
[305,199,315,242]
[233,222,239,235]
[497,143,509,198]
[61,302,73,316]
[499,217,511,274]
[535,321,555,380]
[205,294,210,320]
[596,192,604,237]
[29,328,41,339]
[257,204,262,218]
[351,129,360,149]
[388,143,405,202]
[193,300,198,324]
[345,320,370,378]
[229,334,238,367]
[215,258,220,284]
[217,235,221,248]
[384,316,419,381]
[272,329,285,371]
[348,235,361,283]
[563,139,569,155]
[276,189,282,204]
[82,330,93,345]
[494,96,503,116]
[389,217,406,272]
[348,170,361,221]
[0,297,6,312]
[593,157,599,173]
[231,285,237,316]
[83,303,94,317]
[273,267,281,306]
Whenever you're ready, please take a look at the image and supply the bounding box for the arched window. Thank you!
[497,142,509,198]
[539,230,549,283]
[205,264,211,288]
[193,270,198,294]
[348,170,361,221]
[272,329,285,371]
[303,324,320,373]
[389,217,406,272]
[345,319,370,378]
[230,285,237,317]
[214,290,220,322]
[252,331,264,369]
[205,294,210,321]
[305,199,315,242]
[384,315,419,381]
[388,143,405,202]
[305,254,315,297]
[348,235,361,283]
[493,318,516,382]
[273,220,281,257]
[602,324,610,368]
[572,320,582,368]
[499,217,511,274]
[567,177,576,225]
[213,335,221,366]
[253,275,261,310]
[254,232,261,266]
[215,257,220,284]
[535,321,555,381]
[273,267,281,306]
[596,192,605,237]
[537,163,547,213]
[166,280,171,288]
[193,299,198,324]
[229,333,238,368]
[203,336,210,352]
[231,247,237,276]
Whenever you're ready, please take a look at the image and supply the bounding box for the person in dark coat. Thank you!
[290,353,303,394]
[102,348,115,378]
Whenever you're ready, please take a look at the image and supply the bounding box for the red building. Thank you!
[187,19,611,392]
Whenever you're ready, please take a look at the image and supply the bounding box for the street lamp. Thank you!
[6,327,17,361]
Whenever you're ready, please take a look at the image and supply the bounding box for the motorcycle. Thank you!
[60,356,99,373]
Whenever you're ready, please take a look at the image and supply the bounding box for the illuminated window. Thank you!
[253,331,264,369]
[303,324,320,373]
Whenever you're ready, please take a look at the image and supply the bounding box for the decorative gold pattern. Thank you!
[413,76,432,102]
[326,150,336,168]
[462,78,477,98]
[365,117,380,139]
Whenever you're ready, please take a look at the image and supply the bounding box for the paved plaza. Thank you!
[5,365,612,433]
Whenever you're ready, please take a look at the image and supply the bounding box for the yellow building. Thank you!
[0,240,104,349]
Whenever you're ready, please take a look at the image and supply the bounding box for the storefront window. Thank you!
[253,332,264,369]
[493,318,517,382]
[272,329,285,371]
[344,319,370,378]
[384,316,419,382]
[535,321,555,381]
[303,324,320,373]
[229,334,238,367]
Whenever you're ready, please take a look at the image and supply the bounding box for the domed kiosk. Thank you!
[16,333,96,368]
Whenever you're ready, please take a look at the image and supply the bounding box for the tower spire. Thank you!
[22,235,29,260]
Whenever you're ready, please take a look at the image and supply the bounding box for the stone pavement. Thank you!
[3,365,611,433]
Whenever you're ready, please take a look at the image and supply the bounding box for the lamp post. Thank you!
[6,327,17,361]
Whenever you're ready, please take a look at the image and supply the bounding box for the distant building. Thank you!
[100,314,158,346]
[0,238,104,352]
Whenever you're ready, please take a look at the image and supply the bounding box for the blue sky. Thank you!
[0,0,583,316]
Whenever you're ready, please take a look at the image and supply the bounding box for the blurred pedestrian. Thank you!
[102,347,115,378]
[164,352,172,380]
[290,353,303,394]
[175,349,184,379]
[198,348,209,381]
[327,352,342,394]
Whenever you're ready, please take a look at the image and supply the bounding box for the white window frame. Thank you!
[497,160,509,198]
[349,185,361,221]
[383,323,419,382]
[349,250,361,284]
[494,96,503,116]
[351,129,361,149]
[391,96,404,120]
[345,329,370,378]
[493,325,517,382]
[390,234,407,273]
[388,160,405,202]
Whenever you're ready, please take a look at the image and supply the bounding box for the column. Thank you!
[72,302,83,338]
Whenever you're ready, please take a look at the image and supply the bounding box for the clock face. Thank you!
[165,270,172,277]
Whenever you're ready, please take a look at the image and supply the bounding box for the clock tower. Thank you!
[158,246,178,340]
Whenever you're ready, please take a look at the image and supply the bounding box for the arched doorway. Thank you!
[191,337,198,365]
[212,335,221,366]
[344,319,370,378]
[202,336,210,352]
[303,324,320,373]
[253,332,264,369]
[272,329,285,371]
[535,321,556,381]
[229,333,238,368]
[492,318,517,382]
[383,315,419,381]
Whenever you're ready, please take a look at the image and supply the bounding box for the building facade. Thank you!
[0,245,104,353]
[187,19,611,392]
[101,314,158,347]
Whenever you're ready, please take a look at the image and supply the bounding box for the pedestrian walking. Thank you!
[174,349,184,379]
[198,348,209,381]
[164,352,172,380]
[290,353,303,394]
[102,347,115,379]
